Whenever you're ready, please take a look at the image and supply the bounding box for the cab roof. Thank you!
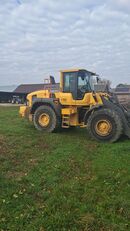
[60,68,97,75]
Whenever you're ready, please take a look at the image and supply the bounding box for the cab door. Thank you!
[63,71,77,100]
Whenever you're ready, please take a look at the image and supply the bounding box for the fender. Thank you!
[30,98,62,118]
[84,104,103,124]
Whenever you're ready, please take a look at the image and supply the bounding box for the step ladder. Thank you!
[62,115,70,128]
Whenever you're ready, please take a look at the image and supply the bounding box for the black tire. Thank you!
[87,108,123,143]
[33,105,60,132]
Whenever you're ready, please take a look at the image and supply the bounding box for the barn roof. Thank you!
[13,83,60,94]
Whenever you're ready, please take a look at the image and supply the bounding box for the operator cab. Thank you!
[61,69,97,100]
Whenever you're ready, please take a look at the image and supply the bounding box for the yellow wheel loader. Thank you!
[19,69,130,142]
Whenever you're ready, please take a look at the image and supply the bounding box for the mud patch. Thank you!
[36,139,50,150]
[85,142,99,152]
[28,158,40,166]
[5,157,41,180]
[0,135,9,155]
[6,171,27,181]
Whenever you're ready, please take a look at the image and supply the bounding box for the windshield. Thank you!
[78,71,92,91]
[77,71,92,99]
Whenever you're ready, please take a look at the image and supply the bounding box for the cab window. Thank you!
[63,72,76,92]
[77,71,91,99]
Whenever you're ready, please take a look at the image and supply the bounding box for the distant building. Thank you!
[14,83,59,94]
[114,84,130,109]
[0,91,27,103]
[0,77,59,103]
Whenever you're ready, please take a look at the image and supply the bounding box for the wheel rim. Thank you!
[95,120,112,136]
[38,113,50,127]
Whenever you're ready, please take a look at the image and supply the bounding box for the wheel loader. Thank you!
[19,69,130,142]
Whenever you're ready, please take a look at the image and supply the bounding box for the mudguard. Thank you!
[30,98,62,118]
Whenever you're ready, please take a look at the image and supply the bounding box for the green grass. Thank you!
[0,106,130,231]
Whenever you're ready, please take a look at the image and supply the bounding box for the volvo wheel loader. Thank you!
[19,69,130,142]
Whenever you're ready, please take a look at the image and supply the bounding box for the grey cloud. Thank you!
[0,0,130,86]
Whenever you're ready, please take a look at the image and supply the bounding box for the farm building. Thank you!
[114,84,130,108]
[0,77,59,103]
[0,91,27,103]
[14,83,59,94]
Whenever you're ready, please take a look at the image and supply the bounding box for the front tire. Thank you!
[33,105,60,132]
[87,108,123,143]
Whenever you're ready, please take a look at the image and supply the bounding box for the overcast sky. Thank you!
[0,0,130,86]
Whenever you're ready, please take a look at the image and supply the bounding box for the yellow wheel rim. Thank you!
[38,113,50,127]
[95,120,112,136]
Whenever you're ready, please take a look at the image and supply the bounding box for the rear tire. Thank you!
[87,108,123,143]
[33,105,60,132]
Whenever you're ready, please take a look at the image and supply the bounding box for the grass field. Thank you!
[0,106,130,231]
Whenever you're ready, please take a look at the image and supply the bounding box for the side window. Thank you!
[63,72,76,92]
[64,73,70,92]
